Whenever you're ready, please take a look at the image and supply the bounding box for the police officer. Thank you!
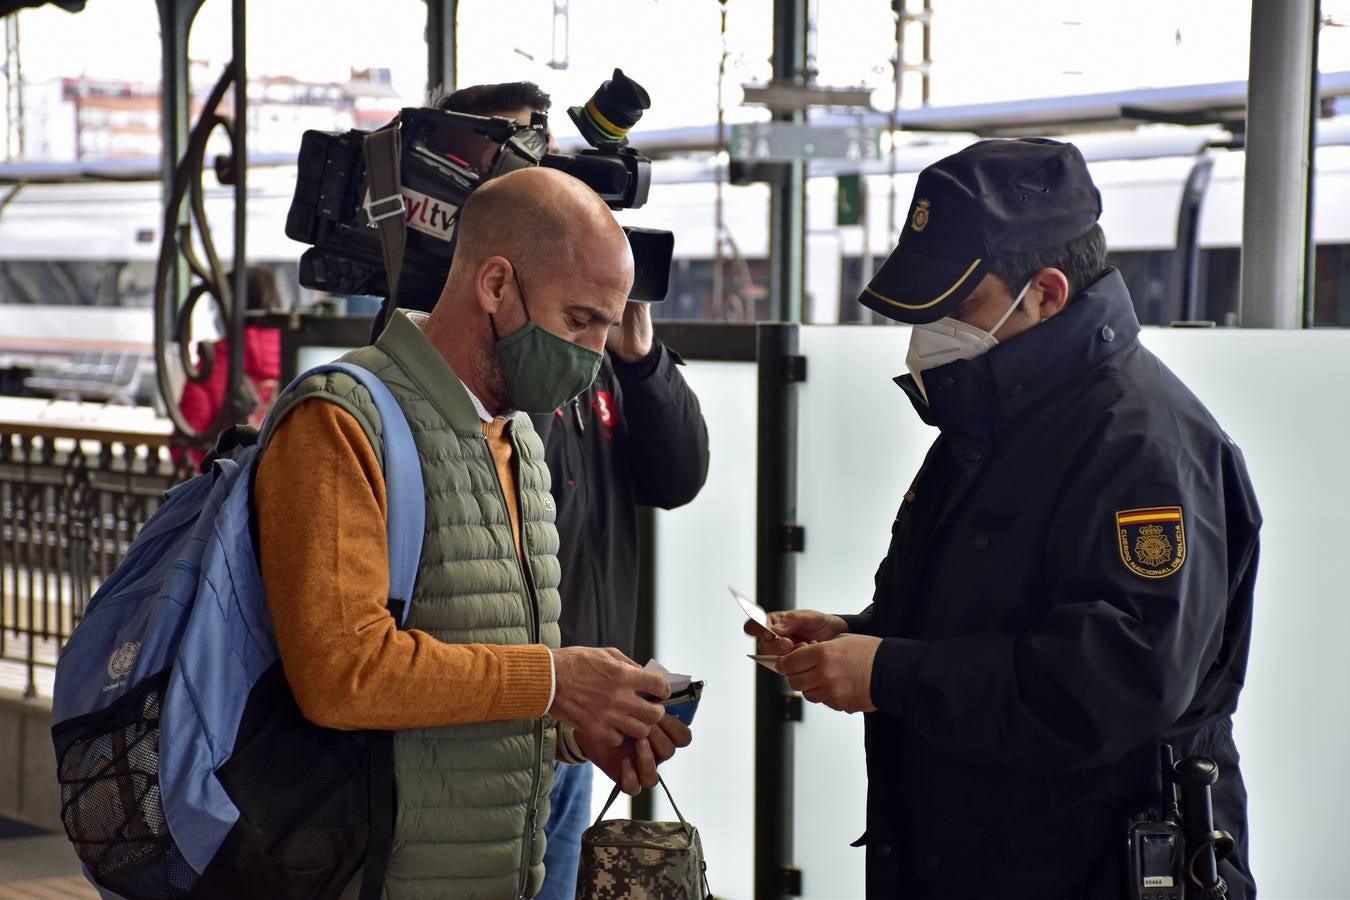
[749,138,1260,899]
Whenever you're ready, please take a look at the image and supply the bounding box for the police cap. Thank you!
[859,137,1102,324]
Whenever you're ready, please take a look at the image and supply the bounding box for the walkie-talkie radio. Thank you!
[1128,746,1186,899]
[1127,745,1234,900]
[1128,818,1185,898]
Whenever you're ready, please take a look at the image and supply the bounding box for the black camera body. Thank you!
[285,69,672,308]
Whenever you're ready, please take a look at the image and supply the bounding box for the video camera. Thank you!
[284,68,674,307]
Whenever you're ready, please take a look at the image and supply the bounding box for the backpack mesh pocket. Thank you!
[55,674,196,899]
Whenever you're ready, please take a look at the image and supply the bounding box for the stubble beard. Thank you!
[473,338,513,414]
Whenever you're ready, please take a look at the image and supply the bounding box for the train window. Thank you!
[839,258,882,324]
[1194,246,1350,326]
[0,261,155,307]
[1198,248,1242,326]
[1314,245,1350,327]
[1108,251,1175,325]
[657,258,771,322]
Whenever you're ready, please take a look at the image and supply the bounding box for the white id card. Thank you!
[729,586,783,639]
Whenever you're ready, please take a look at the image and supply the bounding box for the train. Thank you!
[2,116,1349,401]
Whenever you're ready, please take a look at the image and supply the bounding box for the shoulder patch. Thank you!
[1116,506,1186,579]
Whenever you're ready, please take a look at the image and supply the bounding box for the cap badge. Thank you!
[911,198,931,232]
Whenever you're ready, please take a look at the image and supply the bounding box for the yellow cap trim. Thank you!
[862,258,984,311]
[584,99,629,139]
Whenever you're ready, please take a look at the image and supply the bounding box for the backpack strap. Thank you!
[262,361,425,623]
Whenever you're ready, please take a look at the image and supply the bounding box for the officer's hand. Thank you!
[607,301,654,363]
[743,609,849,656]
[551,647,669,747]
[777,634,881,714]
[578,713,691,796]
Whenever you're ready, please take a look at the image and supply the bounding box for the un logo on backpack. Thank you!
[50,361,424,900]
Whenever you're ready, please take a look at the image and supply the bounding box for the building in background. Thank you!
[7,65,401,161]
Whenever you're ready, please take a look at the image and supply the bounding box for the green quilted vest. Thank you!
[275,311,562,900]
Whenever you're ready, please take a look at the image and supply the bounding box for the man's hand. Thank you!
[743,609,849,656]
[606,301,654,363]
[578,713,693,796]
[777,634,882,714]
[551,647,668,746]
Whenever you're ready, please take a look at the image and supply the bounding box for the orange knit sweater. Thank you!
[254,397,554,732]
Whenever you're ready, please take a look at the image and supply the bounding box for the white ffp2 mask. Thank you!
[905,280,1032,402]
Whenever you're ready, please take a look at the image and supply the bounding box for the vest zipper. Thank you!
[488,430,547,899]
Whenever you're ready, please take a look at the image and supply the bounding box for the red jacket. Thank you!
[180,326,282,443]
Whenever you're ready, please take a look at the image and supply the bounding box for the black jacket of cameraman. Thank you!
[843,271,1259,900]
[531,344,709,655]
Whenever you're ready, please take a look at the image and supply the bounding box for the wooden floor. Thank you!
[0,832,91,895]
[0,877,99,900]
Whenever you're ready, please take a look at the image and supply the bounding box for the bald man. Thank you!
[370,88,711,900]
[255,168,692,900]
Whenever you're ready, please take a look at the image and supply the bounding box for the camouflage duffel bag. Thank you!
[576,776,711,899]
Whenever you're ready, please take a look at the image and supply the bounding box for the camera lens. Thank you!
[569,68,651,147]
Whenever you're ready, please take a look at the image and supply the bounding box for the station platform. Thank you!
[0,820,90,897]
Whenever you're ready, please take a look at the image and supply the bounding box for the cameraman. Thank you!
[370,82,710,900]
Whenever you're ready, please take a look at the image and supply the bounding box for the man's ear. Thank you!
[475,256,514,316]
[1034,267,1071,321]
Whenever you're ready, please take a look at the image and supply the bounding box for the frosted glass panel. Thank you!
[794,325,927,900]
[789,324,1350,900]
[1136,328,1350,900]
[647,361,759,900]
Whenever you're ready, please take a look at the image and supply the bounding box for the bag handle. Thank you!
[594,774,689,829]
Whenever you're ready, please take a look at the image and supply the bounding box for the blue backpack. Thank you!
[50,362,424,900]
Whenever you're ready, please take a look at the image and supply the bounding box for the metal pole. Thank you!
[427,0,458,95]
[754,323,800,900]
[1303,0,1322,328]
[768,0,805,324]
[1239,0,1317,328]
[921,0,932,105]
[887,0,904,246]
[227,0,247,423]
[713,0,728,320]
[158,0,201,367]
[3,15,23,160]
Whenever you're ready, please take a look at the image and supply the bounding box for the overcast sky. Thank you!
[4,0,1350,148]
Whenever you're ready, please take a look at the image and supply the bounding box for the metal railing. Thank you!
[0,410,190,699]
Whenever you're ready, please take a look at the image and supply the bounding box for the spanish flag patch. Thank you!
[1116,506,1186,579]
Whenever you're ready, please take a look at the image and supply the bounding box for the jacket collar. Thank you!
[895,267,1141,452]
[377,309,486,435]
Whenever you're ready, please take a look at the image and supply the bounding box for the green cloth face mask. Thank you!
[491,268,604,414]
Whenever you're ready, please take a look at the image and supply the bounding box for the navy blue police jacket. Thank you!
[532,345,710,654]
[843,269,1260,899]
